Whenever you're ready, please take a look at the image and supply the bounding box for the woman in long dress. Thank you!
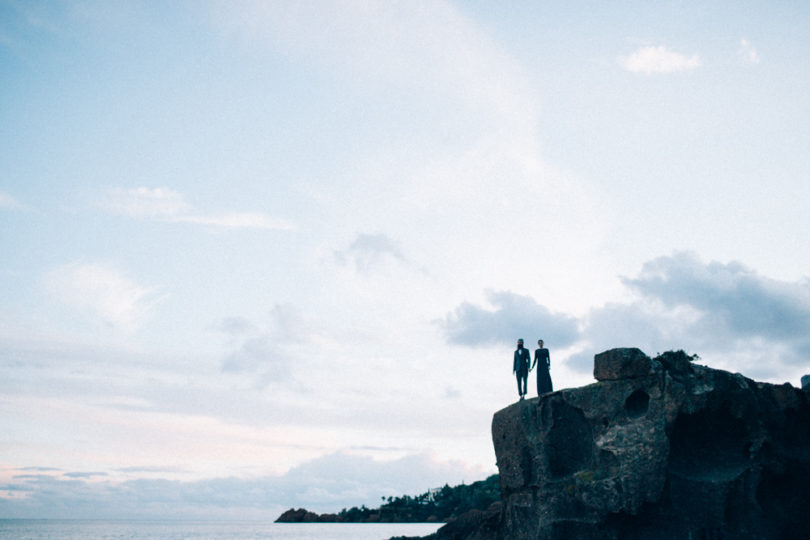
[533,339,553,395]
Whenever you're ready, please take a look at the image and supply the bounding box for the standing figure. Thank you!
[533,339,553,395]
[513,339,531,399]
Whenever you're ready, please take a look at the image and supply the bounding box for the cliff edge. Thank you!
[429,348,810,540]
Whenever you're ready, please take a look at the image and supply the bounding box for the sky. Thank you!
[2,0,810,520]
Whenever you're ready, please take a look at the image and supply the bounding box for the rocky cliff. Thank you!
[426,348,810,540]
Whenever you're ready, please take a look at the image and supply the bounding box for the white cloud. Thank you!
[213,0,537,137]
[738,38,760,65]
[212,0,607,316]
[0,190,23,210]
[620,45,701,74]
[43,262,161,331]
[102,187,190,218]
[99,187,293,230]
[176,212,293,230]
[334,233,407,272]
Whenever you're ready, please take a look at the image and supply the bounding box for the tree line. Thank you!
[276,474,500,523]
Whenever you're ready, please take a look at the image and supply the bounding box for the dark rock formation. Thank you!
[426,348,810,540]
[802,374,810,391]
[275,508,342,522]
[592,347,652,381]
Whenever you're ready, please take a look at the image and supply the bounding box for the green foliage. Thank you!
[654,349,700,362]
[337,474,500,523]
[654,349,700,373]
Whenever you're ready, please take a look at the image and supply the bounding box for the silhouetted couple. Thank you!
[513,338,553,400]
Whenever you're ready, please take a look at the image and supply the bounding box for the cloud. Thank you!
[216,304,309,384]
[566,252,810,380]
[102,187,190,218]
[99,187,293,230]
[0,452,479,519]
[621,253,810,347]
[63,472,108,479]
[446,254,810,383]
[441,290,580,348]
[42,262,162,331]
[214,1,537,130]
[619,46,701,74]
[335,233,407,272]
[221,335,290,383]
[177,212,292,230]
[738,38,760,65]
[214,316,258,337]
[0,191,23,210]
[567,301,701,374]
[116,466,190,474]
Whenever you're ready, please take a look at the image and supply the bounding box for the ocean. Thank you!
[0,520,442,540]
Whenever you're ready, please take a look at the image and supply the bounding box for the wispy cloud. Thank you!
[334,233,407,272]
[619,45,701,74]
[177,212,292,229]
[215,304,308,385]
[214,1,537,131]
[220,334,291,383]
[102,187,189,218]
[738,38,760,65]
[214,316,259,337]
[0,191,23,210]
[42,262,162,331]
[99,187,293,230]
[63,472,108,479]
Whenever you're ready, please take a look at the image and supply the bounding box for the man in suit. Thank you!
[513,338,531,399]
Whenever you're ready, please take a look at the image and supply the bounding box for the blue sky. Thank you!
[2,0,810,519]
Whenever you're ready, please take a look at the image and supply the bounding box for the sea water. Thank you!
[0,520,442,540]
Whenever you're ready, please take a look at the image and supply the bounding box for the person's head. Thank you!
[538,339,544,347]
[517,339,524,349]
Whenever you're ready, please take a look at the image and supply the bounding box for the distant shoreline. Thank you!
[275,474,499,524]
[275,507,444,523]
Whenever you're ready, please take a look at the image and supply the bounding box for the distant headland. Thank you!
[275,474,499,523]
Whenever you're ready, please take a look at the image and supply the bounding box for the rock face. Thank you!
[487,349,810,540]
[275,508,341,522]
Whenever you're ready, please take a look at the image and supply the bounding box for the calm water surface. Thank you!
[0,520,441,540]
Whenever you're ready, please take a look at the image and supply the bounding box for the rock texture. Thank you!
[483,348,810,540]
